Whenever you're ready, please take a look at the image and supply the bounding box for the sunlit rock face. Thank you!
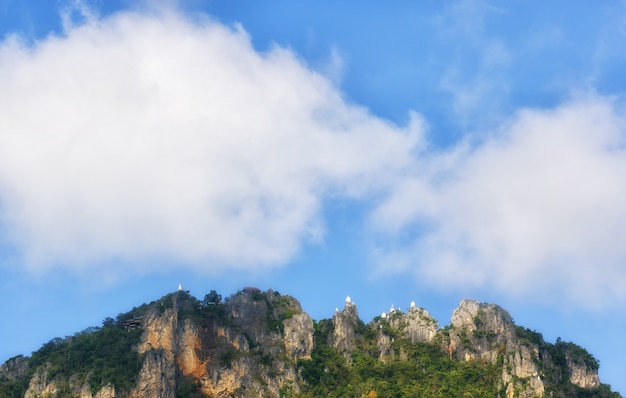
[566,352,601,389]
[131,290,313,398]
[283,313,314,360]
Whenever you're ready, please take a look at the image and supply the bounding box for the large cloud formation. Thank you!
[2,4,626,310]
[374,97,626,308]
[0,8,421,273]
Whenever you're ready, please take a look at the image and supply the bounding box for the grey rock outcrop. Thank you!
[283,313,314,360]
[131,305,178,398]
[131,348,176,398]
[94,384,116,398]
[398,305,438,343]
[24,366,117,398]
[446,300,604,397]
[24,366,57,398]
[373,303,438,361]
[0,355,29,381]
[330,299,359,354]
[569,360,600,389]
[448,300,544,398]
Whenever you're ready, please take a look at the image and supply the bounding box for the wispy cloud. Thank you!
[435,0,512,131]
[60,0,98,32]
[0,7,421,276]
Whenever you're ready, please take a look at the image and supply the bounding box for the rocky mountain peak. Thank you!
[445,299,606,398]
[372,302,439,362]
[403,305,438,343]
[451,299,514,335]
[330,297,360,354]
[0,355,29,382]
[0,290,619,398]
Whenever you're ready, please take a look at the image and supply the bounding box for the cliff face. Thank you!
[1,291,618,398]
[128,289,314,398]
[330,299,359,354]
[372,304,438,361]
[326,298,610,397]
[15,289,314,398]
[447,300,544,398]
[130,305,178,398]
[446,300,602,398]
[0,355,29,381]
[24,367,117,398]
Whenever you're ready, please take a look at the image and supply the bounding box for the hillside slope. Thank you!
[0,289,621,398]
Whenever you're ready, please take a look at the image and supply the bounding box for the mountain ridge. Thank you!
[0,288,621,397]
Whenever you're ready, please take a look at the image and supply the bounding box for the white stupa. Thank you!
[381,312,387,319]
[346,296,351,304]
[178,284,183,292]
[410,300,416,308]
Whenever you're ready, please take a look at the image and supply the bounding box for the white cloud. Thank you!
[3,3,624,311]
[0,7,421,274]
[373,96,626,308]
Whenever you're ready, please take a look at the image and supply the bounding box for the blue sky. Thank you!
[1,0,626,393]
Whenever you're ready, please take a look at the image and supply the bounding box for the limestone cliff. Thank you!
[330,298,359,354]
[446,300,544,397]
[445,300,603,398]
[0,291,619,398]
[127,289,314,398]
[23,365,117,398]
[283,313,314,361]
[11,289,314,398]
[373,303,438,361]
[0,355,29,382]
[317,298,613,397]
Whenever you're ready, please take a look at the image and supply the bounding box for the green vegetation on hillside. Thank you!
[31,325,144,395]
[0,290,622,398]
[541,338,620,398]
[0,311,146,397]
[0,363,30,398]
[298,320,501,397]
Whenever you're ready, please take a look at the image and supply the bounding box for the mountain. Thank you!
[0,288,621,398]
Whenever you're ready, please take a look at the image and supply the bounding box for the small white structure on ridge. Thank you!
[335,307,339,313]
[410,301,416,308]
[381,312,387,319]
[389,304,395,312]
[178,284,183,292]
[346,296,351,304]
